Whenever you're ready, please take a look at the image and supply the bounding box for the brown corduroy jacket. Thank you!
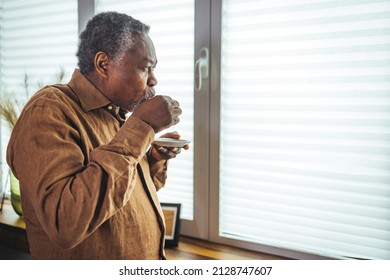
[6,69,167,259]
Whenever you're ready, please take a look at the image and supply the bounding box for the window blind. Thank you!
[0,0,77,91]
[96,0,195,220]
[219,0,390,259]
[0,0,78,192]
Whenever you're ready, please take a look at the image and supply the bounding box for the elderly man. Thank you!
[7,11,187,259]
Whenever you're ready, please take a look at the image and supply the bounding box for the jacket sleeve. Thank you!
[149,157,168,191]
[7,99,155,249]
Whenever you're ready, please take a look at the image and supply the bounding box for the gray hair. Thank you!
[76,11,150,74]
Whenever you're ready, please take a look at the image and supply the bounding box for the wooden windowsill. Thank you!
[0,200,26,231]
[165,236,289,260]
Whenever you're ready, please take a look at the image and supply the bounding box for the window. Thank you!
[95,0,210,239]
[215,0,390,259]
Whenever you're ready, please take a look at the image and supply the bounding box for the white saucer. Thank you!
[152,138,190,148]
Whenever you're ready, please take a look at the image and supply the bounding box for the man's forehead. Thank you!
[129,34,157,62]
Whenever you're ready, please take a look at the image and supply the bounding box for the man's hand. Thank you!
[149,131,190,161]
[132,95,182,133]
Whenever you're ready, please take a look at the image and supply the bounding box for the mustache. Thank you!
[131,88,156,111]
[145,88,156,99]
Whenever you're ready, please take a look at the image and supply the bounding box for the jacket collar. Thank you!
[68,69,111,112]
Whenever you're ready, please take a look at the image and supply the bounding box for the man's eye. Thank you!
[141,66,156,73]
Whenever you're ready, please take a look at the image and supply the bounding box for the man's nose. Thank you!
[148,71,158,87]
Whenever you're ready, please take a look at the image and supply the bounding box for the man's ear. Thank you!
[94,51,109,78]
